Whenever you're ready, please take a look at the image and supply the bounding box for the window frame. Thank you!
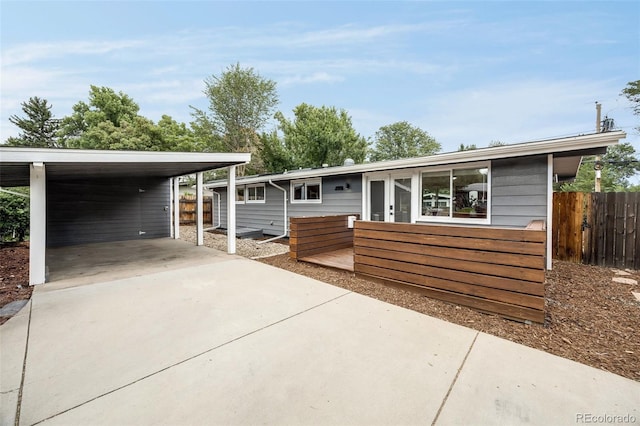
[246,183,266,204]
[290,178,322,204]
[418,162,490,224]
[235,186,245,204]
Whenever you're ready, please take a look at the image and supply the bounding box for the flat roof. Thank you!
[0,148,251,186]
[206,131,625,188]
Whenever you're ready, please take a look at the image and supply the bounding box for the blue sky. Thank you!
[1,1,639,160]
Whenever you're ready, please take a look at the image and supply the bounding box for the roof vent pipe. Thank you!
[344,158,355,166]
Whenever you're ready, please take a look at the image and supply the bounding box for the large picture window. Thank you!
[246,184,265,203]
[291,179,322,203]
[421,165,489,221]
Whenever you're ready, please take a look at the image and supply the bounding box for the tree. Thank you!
[0,188,29,242]
[369,121,440,161]
[488,140,507,147]
[559,142,640,192]
[194,63,279,174]
[458,143,477,151]
[621,80,640,124]
[263,103,368,171]
[4,97,60,148]
[58,85,150,149]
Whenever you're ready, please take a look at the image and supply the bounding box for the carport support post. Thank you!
[227,165,236,254]
[196,172,204,246]
[173,177,180,239]
[29,162,46,285]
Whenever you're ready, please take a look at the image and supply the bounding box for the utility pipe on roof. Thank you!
[259,180,288,244]
[203,191,222,231]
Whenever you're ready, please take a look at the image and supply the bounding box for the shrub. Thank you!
[0,188,29,242]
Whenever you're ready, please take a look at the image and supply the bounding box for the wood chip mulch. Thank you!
[258,254,640,382]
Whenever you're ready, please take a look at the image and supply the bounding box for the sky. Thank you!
[1,1,639,162]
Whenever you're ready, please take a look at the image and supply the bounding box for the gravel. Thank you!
[178,226,290,259]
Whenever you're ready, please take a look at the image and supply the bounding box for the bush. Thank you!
[0,188,29,242]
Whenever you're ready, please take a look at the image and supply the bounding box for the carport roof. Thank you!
[0,148,251,186]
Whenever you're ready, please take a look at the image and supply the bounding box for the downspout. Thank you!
[259,180,288,244]
[204,191,221,231]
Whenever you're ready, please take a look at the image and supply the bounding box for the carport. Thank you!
[0,147,251,285]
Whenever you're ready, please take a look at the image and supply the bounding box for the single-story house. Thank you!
[206,131,626,269]
[0,148,251,285]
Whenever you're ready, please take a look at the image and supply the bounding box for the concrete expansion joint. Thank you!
[15,300,33,426]
[28,291,354,425]
[431,331,480,426]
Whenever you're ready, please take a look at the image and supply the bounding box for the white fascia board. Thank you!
[206,131,625,189]
[0,148,251,165]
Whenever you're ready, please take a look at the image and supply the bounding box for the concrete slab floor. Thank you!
[44,238,236,290]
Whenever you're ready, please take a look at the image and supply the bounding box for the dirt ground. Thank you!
[1,241,638,382]
[0,243,32,325]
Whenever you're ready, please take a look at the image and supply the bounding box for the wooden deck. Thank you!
[299,247,354,272]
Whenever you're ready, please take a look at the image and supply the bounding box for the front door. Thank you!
[367,174,413,223]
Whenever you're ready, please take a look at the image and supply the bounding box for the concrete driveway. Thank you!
[2,239,639,425]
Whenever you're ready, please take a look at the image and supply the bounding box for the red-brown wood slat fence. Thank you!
[179,196,213,225]
[289,214,359,259]
[353,221,546,324]
[553,192,639,270]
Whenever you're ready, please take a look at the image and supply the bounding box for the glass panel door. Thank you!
[392,177,412,223]
[369,180,386,221]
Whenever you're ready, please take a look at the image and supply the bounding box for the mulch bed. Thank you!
[0,242,33,325]
[1,242,638,381]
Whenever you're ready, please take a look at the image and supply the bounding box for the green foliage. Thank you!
[559,142,640,192]
[257,130,294,173]
[621,80,640,116]
[458,143,477,151]
[194,63,279,175]
[488,140,507,147]
[369,121,440,162]
[0,188,29,242]
[4,97,60,148]
[262,103,368,171]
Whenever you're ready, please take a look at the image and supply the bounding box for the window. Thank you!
[291,179,322,203]
[236,186,245,204]
[420,165,489,222]
[247,184,265,203]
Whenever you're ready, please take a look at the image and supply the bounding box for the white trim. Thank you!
[246,183,266,204]
[170,178,175,239]
[29,163,46,285]
[196,172,204,246]
[227,166,236,254]
[0,147,251,164]
[547,154,553,270]
[205,131,625,188]
[173,177,180,239]
[236,186,246,204]
[290,178,322,204]
[417,162,491,225]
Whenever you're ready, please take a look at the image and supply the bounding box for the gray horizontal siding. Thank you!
[491,156,548,227]
[213,174,363,236]
[47,178,170,247]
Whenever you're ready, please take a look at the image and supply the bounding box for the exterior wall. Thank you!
[491,155,548,227]
[47,177,170,247]
[213,174,363,236]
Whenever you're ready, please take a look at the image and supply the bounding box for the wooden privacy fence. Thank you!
[179,196,213,225]
[290,214,359,260]
[354,221,546,324]
[553,192,639,269]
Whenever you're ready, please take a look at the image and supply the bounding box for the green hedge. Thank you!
[0,188,29,242]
